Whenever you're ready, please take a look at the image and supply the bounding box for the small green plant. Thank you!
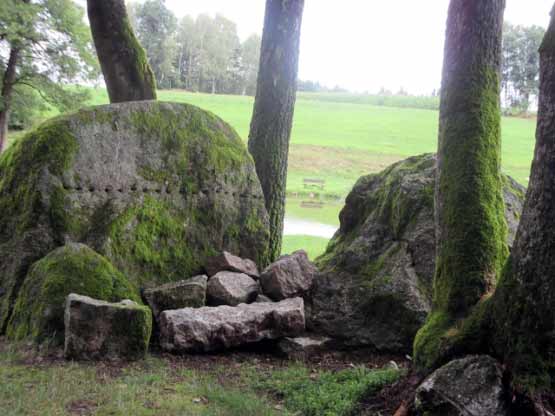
[253,365,401,416]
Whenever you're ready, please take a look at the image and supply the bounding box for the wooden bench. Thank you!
[300,200,324,209]
[303,178,325,190]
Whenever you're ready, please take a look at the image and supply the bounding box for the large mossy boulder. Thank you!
[0,101,270,334]
[7,243,139,343]
[309,154,525,352]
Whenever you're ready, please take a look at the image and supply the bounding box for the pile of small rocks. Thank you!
[63,250,324,361]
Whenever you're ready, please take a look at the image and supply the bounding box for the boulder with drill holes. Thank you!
[0,101,271,342]
[143,275,208,318]
[159,297,305,353]
[259,250,317,301]
[206,271,258,306]
[64,293,152,361]
[205,251,260,278]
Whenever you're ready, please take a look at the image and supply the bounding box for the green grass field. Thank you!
[6,89,537,258]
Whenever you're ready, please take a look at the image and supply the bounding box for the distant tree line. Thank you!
[128,0,261,95]
[502,22,544,112]
[0,0,97,145]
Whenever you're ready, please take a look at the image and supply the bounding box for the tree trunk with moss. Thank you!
[248,0,304,262]
[413,0,507,372]
[87,0,156,103]
[489,6,555,392]
[0,47,19,152]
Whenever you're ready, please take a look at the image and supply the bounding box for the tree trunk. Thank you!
[248,0,304,262]
[490,5,555,392]
[413,0,507,372]
[0,47,19,153]
[87,0,156,103]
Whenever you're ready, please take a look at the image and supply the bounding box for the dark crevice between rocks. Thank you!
[1,257,39,335]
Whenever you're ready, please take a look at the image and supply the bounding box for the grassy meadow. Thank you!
[6,89,537,258]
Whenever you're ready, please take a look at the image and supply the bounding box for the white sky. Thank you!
[159,0,554,94]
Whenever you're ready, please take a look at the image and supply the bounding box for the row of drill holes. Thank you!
[65,185,254,198]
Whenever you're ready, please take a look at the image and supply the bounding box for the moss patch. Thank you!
[0,117,78,238]
[107,196,209,288]
[413,42,508,370]
[6,244,139,344]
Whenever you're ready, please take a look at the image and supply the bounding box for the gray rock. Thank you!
[254,294,273,303]
[64,294,152,361]
[0,101,270,337]
[415,355,508,416]
[309,154,525,352]
[278,335,333,360]
[159,297,305,353]
[143,275,208,318]
[205,251,260,278]
[207,271,258,306]
[260,250,317,301]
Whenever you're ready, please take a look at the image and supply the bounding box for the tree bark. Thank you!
[87,0,156,103]
[490,5,555,392]
[413,0,507,372]
[0,47,20,153]
[248,0,304,262]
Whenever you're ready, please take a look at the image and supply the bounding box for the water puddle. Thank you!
[283,217,338,238]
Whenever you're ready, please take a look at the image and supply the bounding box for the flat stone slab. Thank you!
[159,297,305,353]
[207,271,258,306]
[143,275,208,318]
[205,251,260,278]
[64,294,152,361]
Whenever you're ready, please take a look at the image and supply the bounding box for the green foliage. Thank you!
[128,0,177,89]
[6,244,139,344]
[502,23,544,112]
[0,0,97,129]
[253,365,401,416]
[127,3,260,94]
[6,85,48,130]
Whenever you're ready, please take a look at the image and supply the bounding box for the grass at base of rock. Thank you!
[282,235,330,260]
[0,338,404,416]
[251,365,402,416]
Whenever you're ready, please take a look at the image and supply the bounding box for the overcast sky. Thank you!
[153,1,553,94]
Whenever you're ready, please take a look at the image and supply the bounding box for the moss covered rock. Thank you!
[0,101,270,336]
[6,243,139,343]
[64,294,152,361]
[308,154,524,353]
